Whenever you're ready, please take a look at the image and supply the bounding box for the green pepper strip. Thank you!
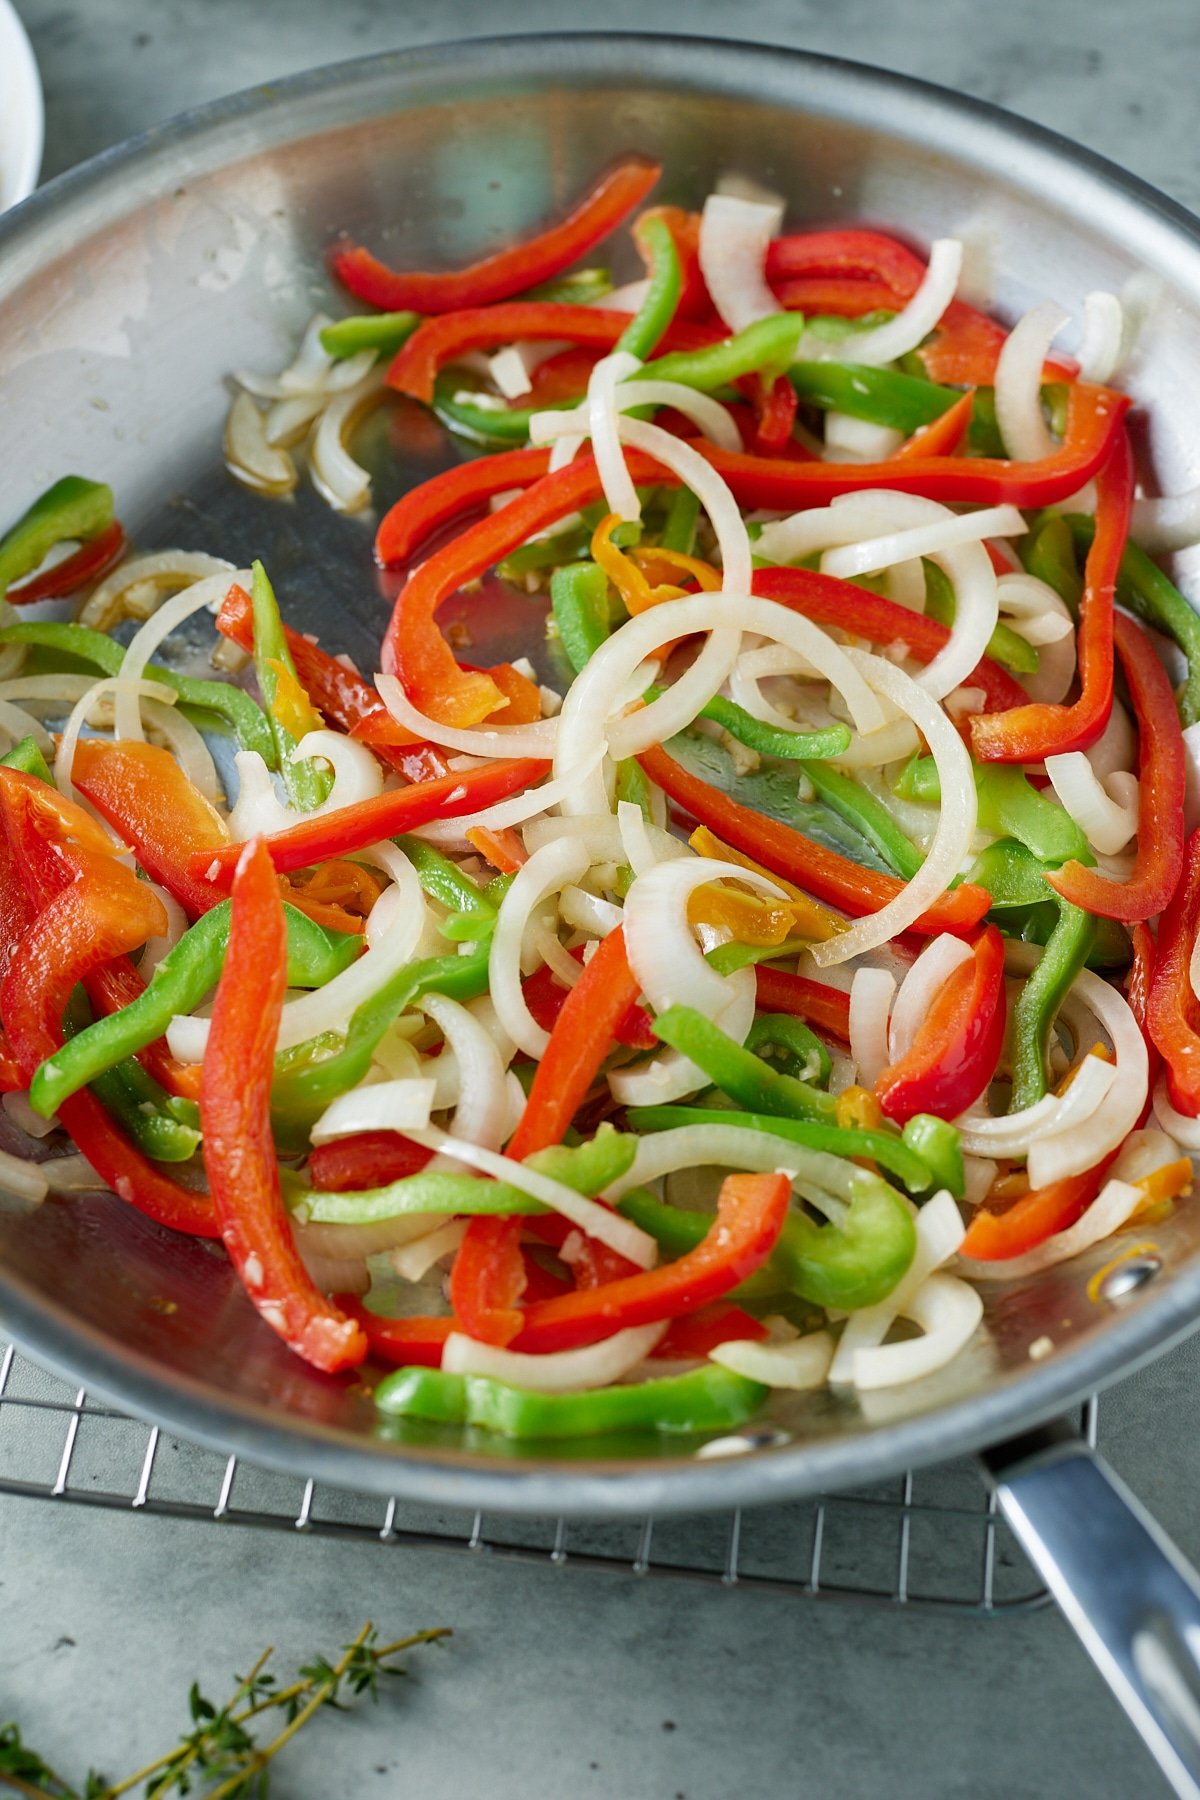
[744,1012,832,1087]
[1022,514,1083,618]
[798,761,922,879]
[625,1099,934,1198]
[706,936,815,976]
[250,561,331,809]
[319,310,421,360]
[647,684,852,763]
[616,215,682,361]
[613,1187,785,1300]
[89,1059,201,1163]
[0,619,277,766]
[660,484,701,555]
[787,362,959,435]
[30,902,360,1117]
[897,1114,965,1199]
[298,1129,635,1226]
[1008,898,1097,1113]
[374,1361,768,1439]
[922,562,1039,676]
[616,1163,916,1312]
[614,757,655,821]
[967,839,1130,972]
[646,313,807,391]
[395,834,499,941]
[0,477,114,595]
[524,268,613,305]
[897,756,1091,868]
[0,735,52,782]
[497,527,593,580]
[1066,514,1200,727]
[651,1007,837,1125]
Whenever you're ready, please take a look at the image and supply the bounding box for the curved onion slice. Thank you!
[443,1322,666,1392]
[115,568,251,744]
[0,700,53,756]
[224,392,298,497]
[293,728,384,812]
[0,1150,50,1208]
[588,350,643,522]
[607,968,756,1107]
[959,1177,1143,1283]
[828,1188,964,1384]
[820,504,1027,583]
[848,967,896,1088]
[532,379,744,453]
[1086,700,1137,784]
[79,551,236,633]
[55,675,176,800]
[1045,753,1139,855]
[623,854,784,1021]
[291,1214,451,1259]
[310,1078,438,1144]
[1076,291,1124,385]
[698,193,786,334]
[388,1220,467,1283]
[227,749,292,840]
[809,650,977,967]
[411,751,603,848]
[994,301,1067,461]
[524,812,685,865]
[849,1273,983,1390]
[955,1052,1117,1158]
[823,413,905,462]
[887,935,973,1062]
[375,669,557,759]
[489,837,591,1059]
[1130,486,1200,554]
[801,239,962,367]
[995,571,1074,646]
[603,1122,865,1204]
[420,993,511,1152]
[310,366,388,513]
[138,882,189,981]
[1151,1073,1200,1150]
[711,1330,835,1389]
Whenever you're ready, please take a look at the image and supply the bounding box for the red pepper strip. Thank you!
[7,520,127,605]
[960,1158,1115,1261]
[1147,827,1200,1115]
[520,1249,573,1303]
[331,158,661,314]
[744,373,799,454]
[638,744,991,937]
[387,304,719,405]
[308,1130,433,1193]
[698,382,1128,512]
[656,1303,769,1358]
[70,738,228,918]
[508,926,645,1159]
[752,566,1027,714]
[971,428,1133,763]
[376,446,553,569]
[894,388,976,460]
[450,1214,529,1345]
[509,1172,790,1354]
[194,756,547,884]
[215,582,451,782]
[753,966,852,1043]
[83,961,203,1101]
[1045,612,1185,920]
[875,927,1007,1124]
[526,346,605,405]
[336,1301,453,1368]
[1127,923,1160,1129]
[382,450,675,725]
[201,839,367,1373]
[567,1235,641,1290]
[772,274,909,317]
[0,1031,24,1092]
[466,825,528,874]
[523,945,657,1051]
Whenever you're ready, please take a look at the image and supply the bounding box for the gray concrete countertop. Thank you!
[4,2,1200,1795]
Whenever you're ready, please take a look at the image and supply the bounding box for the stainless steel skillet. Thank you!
[2,32,1200,1789]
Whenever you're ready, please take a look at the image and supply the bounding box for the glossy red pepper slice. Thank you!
[201,838,367,1373]
[7,520,127,605]
[1045,610,1185,921]
[752,965,853,1043]
[875,927,1007,1124]
[336,1301,453,1368]
[450,1214,530,1347]
[1146,827,1200,1116]
[960,1158,1115,1261]
[523,945,657,1051]
[307,1130,434,1193]
[331,157,661,313]
[655,1303,769,1359]
[70,737,229,918]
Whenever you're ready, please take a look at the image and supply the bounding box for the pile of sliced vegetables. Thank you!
[2,156,1199,1444]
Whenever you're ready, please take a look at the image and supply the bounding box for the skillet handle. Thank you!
[986,1421,1200,1799]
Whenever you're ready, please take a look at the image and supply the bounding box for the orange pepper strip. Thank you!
[893,388,976,461]
[466,825,528,874]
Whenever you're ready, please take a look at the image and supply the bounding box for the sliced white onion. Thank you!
[559,884,624,937]
[619,415,754,594]
[311,365,388,514]
[955,1052,1117,1158]
[996,572,1075,646]
[407,1124,657,1266]
[607,968,755,1107]
[292,728,384,812]
[623,854,783,1021]
[524,813,685,865]
[1086,699,1137,784]
[962,1154,999,1209]
[374,669,557,759]
[224,392,298,496]
[588,349,643,522]
[1110,1127,1183,1186]
[44,1152,111,1195]
[489,838,591,1059]
[532,379,744,453]
[1130,487,1200,554]
[994,301,1067,461]
[617,799,662,878]
[488,345,535,400]
[698,193,785,334]
[1076,291,1124,384]
[1151,1073,1200,1149]
[115,568,252,743]
[710,1330,835,1389]
[420,992,510,1151]
[603,1122,865,1204]
[1045,753,1139,855]
[264,393,327,447]
[959,1178,1143,1283]
[823,413,905,462]
[443,1322,666,1392]
[887,935,974,1063]
[411,751,602,848]
[55,676,177,800]
[2,1092,57,1138]
[1022,960,1147,1186]
[227,750,292,839]
[801,239,962,367]
[0,1150,50,1208]
[235,314,376,399]
[389,1219,467,1282]
[293,1214,450,1259]
[0,701,54,756]
[848,967,896,1088]
[809,650,977,967]
[309,1078,438,1145]
[849,1273,983,1390]
[78,551,236,633]
[829,1188,964,1384]
[821,504,1027,583]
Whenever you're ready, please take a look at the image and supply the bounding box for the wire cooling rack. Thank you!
[0,1338,1090,1615]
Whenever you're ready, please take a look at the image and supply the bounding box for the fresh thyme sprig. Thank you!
[0,1623,450,1800]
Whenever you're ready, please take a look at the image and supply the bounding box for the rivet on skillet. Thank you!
[1098,1254,1164,1304]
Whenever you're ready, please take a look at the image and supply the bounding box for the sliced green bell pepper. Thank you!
[616,214,682,361]
[1008,896,1096,1113]
[897,755,1091,867]
[0,735,53,783]
[0,477,114,596]
[788,362,958,434]
[650,1007,837,1125]
[250,561,331,809]
[319,310,421,359]
[744,1012,832,1088]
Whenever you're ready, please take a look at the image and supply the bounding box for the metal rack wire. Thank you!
[0,1339,1091,1614]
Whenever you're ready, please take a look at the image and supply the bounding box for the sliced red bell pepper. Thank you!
[509,1171,789,1353]
[194,755,547,883]
[874,926,1007,1123]
[894,387,976,460]
[307,1130,434,1193]
[449,1214,529,1346]
[508,925,646,1159]
[753,965,853,1043]
[743,373,799,454]
[375,446,553,569]
[752,566,1028,713]
[336,1300,453,1368]
[771,274,908,317]
[0,1030,24,1092]
[70,738,228,917]
[201,838,366,1373]
[1128,922,1161,1128]
[6,520,126,605]
[387,303,718,405]
[1147,826,1200,1116]
[638,744,991,937]
[83,960,203,1101]
[382,448,673,726]
[1045,610,1185,921]
[523,945,657,1051]
[960,1158,1114,1260]
[636,205,712,321]
[971,428,1133,763]
[519,1248,573,1303]
[331,157,661,314]
[466,825,528,874]
[655,1303,769,1358]
[699,382,1129,511]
